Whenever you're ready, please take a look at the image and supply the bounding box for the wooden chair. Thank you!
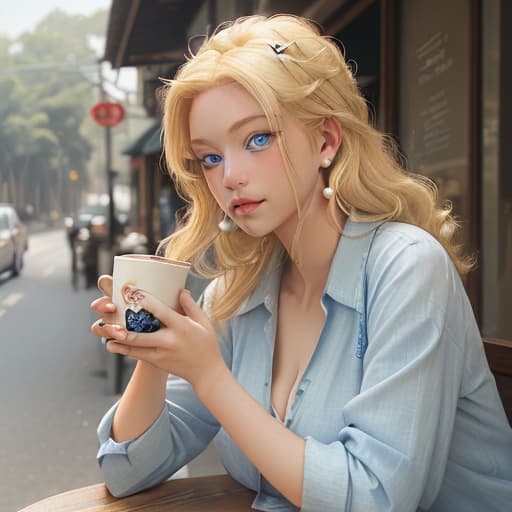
[483,337,512,425]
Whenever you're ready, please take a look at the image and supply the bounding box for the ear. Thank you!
[318,117,342,162]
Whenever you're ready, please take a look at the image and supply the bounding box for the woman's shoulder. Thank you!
[367,221,455,280]
[376,221,440,246]
[372,221,446,257]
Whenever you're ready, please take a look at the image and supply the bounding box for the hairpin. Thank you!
[268,42,292,55]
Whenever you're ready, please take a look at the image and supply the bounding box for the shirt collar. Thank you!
[323,218,384,312]
[235,247,285,316]
[235,218,384,316]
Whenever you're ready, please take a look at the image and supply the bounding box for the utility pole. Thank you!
[97,59,116,250]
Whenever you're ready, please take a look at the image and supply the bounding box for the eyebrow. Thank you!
[190,114,268,146]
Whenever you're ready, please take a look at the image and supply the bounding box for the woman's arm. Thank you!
[195,363,306,507]
[91,276,169,442]
[297,235,469,512]
[103,283,307,507]
[111,360,168,442]
[92,277,224,498]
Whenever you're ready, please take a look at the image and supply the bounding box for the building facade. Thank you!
[104,0,512,366]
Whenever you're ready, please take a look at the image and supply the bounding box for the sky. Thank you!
[0,0,136,95]
[0,0,112,38]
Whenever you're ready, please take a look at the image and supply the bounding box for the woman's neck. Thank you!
[275,183,346,307]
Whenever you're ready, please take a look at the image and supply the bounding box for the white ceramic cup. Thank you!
[112,254,191,333]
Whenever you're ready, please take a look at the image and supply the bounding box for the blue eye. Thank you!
[201,154,223,167]
[247,133,271,150]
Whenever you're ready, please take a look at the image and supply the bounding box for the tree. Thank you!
[0,8,108,216]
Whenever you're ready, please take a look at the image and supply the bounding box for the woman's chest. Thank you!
[230,301,364,437]
[273,290,326,372]
[271,294,326,421]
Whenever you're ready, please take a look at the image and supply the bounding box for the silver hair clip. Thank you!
[268,42,292,55]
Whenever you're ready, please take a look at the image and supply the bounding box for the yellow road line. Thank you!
[1,292,23,308]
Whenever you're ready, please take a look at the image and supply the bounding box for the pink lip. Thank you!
[230,197,264,214]
[236,202,263,215]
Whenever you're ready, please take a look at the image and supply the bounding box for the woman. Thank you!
[91,15,512,511]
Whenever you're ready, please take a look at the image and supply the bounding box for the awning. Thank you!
[122,123,162,156]
[104,1,358,70]
[104,0,204,69]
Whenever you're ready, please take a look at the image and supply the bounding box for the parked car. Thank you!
[0,204,28,276]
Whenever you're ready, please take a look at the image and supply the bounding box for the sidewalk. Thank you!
[26,218,64,235]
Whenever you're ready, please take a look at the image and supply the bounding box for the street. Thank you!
[0,229,223,511]
[0,229,115,510]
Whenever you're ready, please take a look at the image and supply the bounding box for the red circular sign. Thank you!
[90,101,125,127]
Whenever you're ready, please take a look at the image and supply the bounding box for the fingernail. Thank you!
[106,303,116,311]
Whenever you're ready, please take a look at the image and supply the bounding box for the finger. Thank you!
[90,296,117,314]
[120,325,182,349]
[106,339,160,362]
[124,286,183,328]
[179,289,209,324]
[90,297,119,326]
[98,274,113,296]
[91,319,127,340]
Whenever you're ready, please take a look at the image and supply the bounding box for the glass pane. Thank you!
[399,0,471,247]
[481,0,512,340]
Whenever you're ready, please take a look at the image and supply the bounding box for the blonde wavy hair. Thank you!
[160,14,473,321]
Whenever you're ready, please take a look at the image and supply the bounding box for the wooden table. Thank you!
[19,475,255,511]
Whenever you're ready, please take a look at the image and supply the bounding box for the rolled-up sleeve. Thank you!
[301,237,466,511]
[96,280,232,498]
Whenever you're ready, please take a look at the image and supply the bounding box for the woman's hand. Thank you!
[92,283,227,392]
[90,274,124,341]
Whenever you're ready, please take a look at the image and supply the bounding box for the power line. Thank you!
[0,61,99,73]
[0,60,136,96]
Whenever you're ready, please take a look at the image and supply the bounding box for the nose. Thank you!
[222,153,247,189]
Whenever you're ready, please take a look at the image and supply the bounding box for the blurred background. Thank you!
[0,0,511,510]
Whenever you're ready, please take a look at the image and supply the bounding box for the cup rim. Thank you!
[115,254,191,268]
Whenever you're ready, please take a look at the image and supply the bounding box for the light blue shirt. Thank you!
[97,220,512,511]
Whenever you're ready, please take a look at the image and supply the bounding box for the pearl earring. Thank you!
[321,157,333,199]
[218,214,237,232]
[322,186,334,199]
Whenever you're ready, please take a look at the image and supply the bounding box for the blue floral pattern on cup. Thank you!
[125,308,161,333]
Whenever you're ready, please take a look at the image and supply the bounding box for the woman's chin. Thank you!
[237,223,274,239]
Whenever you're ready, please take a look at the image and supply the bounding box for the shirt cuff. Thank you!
[97,401,120,445]
[96,401,170,467]
[97,437,131,463]
[301,436,349,512]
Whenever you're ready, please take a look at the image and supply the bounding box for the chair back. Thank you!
[483,337,512,425]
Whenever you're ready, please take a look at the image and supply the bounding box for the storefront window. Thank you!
[398,0,471,248]
[481,0,512,340]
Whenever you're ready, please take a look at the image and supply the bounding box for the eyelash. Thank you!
[199,132,275,169]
